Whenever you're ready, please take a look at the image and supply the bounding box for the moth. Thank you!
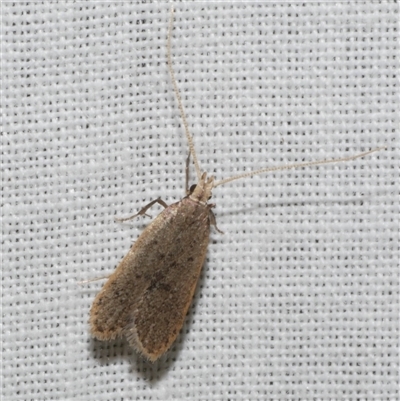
[89,8,384,362]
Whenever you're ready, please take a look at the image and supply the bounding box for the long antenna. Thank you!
[167,6,202,181]
[167,8,385,190]
[214,146,386,188]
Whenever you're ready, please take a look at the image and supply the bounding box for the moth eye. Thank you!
[189,184,197,194]
[208,195,212,200]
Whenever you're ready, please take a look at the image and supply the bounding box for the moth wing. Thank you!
[90,199,210,361]
[124,200,210,361]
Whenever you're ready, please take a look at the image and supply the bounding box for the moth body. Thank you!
[90,174,214,361]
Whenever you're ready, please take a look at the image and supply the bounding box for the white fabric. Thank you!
[2,2,398,400]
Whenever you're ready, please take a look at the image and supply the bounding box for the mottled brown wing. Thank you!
[90,198,210,361]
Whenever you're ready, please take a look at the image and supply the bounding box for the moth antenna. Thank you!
[167,6,202,181]
[213,146,386,188]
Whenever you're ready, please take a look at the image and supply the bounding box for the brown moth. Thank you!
[89,7,384,362]
[90,173,216,362]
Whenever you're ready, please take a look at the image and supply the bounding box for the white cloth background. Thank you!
[2,2,398,400]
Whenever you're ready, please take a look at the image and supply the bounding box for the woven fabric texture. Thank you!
[2,2,398,400]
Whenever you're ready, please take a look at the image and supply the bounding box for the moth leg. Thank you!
[209,206,224,234]
[78,274,110,285]
[115,198,169,222]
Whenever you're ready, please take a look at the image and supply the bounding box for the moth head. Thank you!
[189,172,214,203]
